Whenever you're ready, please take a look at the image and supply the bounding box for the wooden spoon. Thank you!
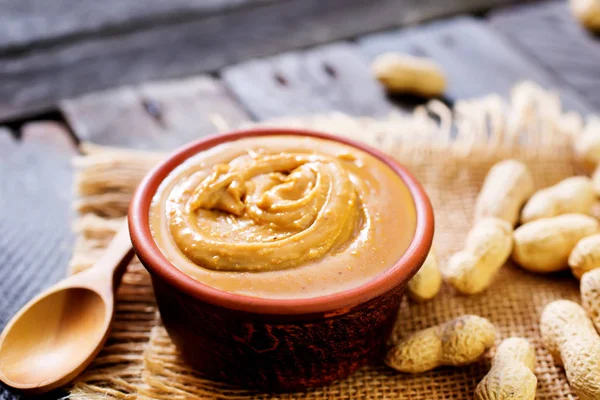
[0,221,134,394]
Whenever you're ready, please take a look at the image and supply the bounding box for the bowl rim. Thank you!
[128,127,434,315]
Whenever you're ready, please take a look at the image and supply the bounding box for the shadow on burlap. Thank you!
[69,82,587,399]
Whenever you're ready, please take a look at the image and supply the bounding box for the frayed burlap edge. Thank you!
[69,82,589,399]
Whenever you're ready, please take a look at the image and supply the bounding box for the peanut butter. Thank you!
[150,135,416,299]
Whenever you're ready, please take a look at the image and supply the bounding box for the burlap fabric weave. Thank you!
[69,82,589,399]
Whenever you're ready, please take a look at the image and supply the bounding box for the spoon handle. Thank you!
[92,219,135,290]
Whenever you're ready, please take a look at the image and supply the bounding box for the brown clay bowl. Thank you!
[128,128,434,391]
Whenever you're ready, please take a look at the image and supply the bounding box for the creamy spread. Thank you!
[150,135,416,299]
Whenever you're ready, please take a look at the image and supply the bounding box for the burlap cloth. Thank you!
[68,82,591,399]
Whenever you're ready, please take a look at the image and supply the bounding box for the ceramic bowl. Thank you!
[128,128,434,391]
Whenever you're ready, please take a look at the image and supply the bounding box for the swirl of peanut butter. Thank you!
[165,151,362,272]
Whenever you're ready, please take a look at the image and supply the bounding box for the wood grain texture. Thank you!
[0,124,74,400]
[0,0,525,120]
[222,42,394,119]
[0,128,16,156]
[359,16,593,114]
[21,121,78,155]
[61,76,249,150]
[489,1,600,112]
[0,0,269,50]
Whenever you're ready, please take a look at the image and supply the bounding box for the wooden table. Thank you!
[0,0,598,398]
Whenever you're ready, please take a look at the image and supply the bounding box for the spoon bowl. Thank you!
[0,222,133,394]
[0,288,109,392]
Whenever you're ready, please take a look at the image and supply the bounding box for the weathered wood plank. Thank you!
[61,76,249,150]
[222,42,394,119]
[0,130,18,400]
[21,121,78,154]
[0,0,266,50]
[0,124,75,399]
[0,0,527,121]
[489,1,600,112]
[0,123,74,376]
[358,16,593,114]
[0,123,74,323]
[0,127,16,155]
